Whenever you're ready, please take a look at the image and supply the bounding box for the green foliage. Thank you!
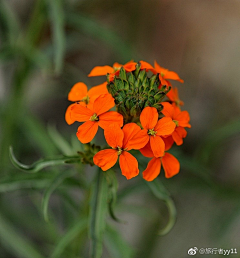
[9,146,80,173]
[89,170,109,258]
[146,179,176,235]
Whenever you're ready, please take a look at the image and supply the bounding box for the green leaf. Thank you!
[104,170,121,222]
[146,179,177,235]
[48,0,66,74]
[48,124,75,156]
[42,170,77,222]
[0,213,44,258]
[89,170,109,258]
[51,218,88,258]
[104,224,134,258]
[9,146,80,173]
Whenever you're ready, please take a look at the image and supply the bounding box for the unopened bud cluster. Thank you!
[107,63,169,122]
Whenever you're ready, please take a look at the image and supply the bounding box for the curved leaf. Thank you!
[146,179,177,235]
[104,170,122,222]
[42,170,77,222]
[9,146,80,173]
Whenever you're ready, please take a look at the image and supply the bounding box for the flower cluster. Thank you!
[66,61,191,181]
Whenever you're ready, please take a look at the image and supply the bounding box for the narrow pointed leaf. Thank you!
[42,170,77,222]
[146,179,176,235]
[9,146,80,173]
[104,170,121,222]
[89,170,109,258]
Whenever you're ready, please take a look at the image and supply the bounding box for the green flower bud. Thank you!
[119,67,127,80]
[106,62,170,123]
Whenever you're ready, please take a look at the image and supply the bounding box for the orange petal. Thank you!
[88,66,114,77]
[140,141,154,158]
[93,149,118,171]
[122,123,141,150]
[159,75,171,87]
[65,103,79,125]
[172,127,187,146]
[139,61,154,72]
[164,71,184,83]
[142,157,161,181]
[140,107,158,130]
[162,153,180,178]
[172,131,183,146]
[123,61,137,72]
[103,123,123,148]
[161,102,174,118]
[166,87,184,106]
[162,136,174,151]
[71,104,94,122]
[68,82,88,102]
[119,151,139,180]
[155,117,176,136]
[87,82,109,100]
[76,121,98,143]
[93,94,115,116]
[176,111,191,128]
[154,61,165,73]
[150,135,165,157]
[127,129,149,150]
[98,111,123,129]
[113,62,122,69]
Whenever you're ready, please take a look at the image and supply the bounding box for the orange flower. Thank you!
[154,61,184,83]
[151,61,184,87]
[93,123,142,179]
[88,61,137,80]
[161,102,191,145]
[128,107,176,157]
[65,82,109,125]
[166,87,184,107]
[88,60,156,82]
[140,141,180,181]
[70,94,123,143]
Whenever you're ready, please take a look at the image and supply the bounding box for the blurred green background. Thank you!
[1,0,240,257]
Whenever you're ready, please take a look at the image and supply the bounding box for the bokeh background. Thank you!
[1,0,240,257]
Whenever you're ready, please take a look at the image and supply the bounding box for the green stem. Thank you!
[89,170,108,258]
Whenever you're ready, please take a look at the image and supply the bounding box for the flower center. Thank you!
[82,95,90,104]
[117,146,122,155]
[90,113,99,122]
[148,129,157,136]
[173,120,179,126]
